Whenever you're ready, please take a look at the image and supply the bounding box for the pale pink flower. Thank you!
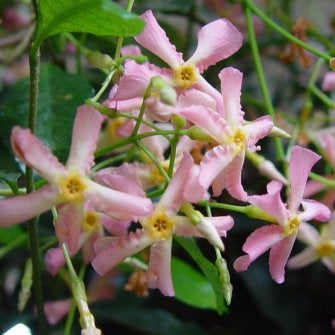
[179,67,273,201]
[92,152,234,296]
[322,72,335,91]
[0,106,153,251]
[287,213,335,273]
[234,146,331,283]
[113,10,243,113]
[44,299,72,325]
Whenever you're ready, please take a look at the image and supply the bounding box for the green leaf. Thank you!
[0,225,25,244]
[172,257,216,310]
[0,63,94,163]
[175,237,228,315]
[34,0,144,49]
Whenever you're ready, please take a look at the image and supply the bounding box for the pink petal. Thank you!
[178,105,229,143]
[44,299,72,325]
[54,203,83,253]
[82,231,102,263]
[183,163,207,203]
[233,224,283,272]
[205,216,234,236]
[114,61,172,100]
[303,180,326,198]
[92,230,152,275]
[99,214,130,236]
[299,199,331,222]
[187,19,243,72]
[196,145,235,197]
[248,181,287,224]
[93,164,146,197]
[243,116,273,151]
[11,127,66,183]
[87,180,154,220]
[218,67,244,127]
[322,72,335,91]
[45,246,75,276]
[297,221,320,245]
[177,89,217,111]
[212,152,247,200]
[147,238,174,296]
[135,10,183,69]
[287,247,318,269]
[269,234,296,283]
[159,152,193,212]
[121,44,141,56]
[105,95,142,112]
[66,106,104,174]
[318,133,335,168]
[0,186,58,226]
[288,146,320,213]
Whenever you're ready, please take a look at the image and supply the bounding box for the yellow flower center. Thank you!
[283,216,300,236]
[226,128,247,154]
[82,211,100,234]
[174,64,197,89]
[315,240,335,257]
[58,173,87,202]
[106,118,126,142]
[144,210,175,239]
[150,162,169,185]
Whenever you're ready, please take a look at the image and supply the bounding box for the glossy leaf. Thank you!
[175,237,227,315]
[34,0,144,49]
[172,257,216,310]
[0,63,94,163]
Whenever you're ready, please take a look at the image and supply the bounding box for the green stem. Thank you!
[91,153,127,172]
[243,1,285,162]
[136,141,170,183]
[199,200,248,214]
[244,0,332,62]
[309,172,335,188]
[27,43,47,333]
[91,68,117,103]
[309,86,335,108]
[168,134,179,178]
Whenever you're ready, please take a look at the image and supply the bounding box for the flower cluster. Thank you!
[0,10,333,309]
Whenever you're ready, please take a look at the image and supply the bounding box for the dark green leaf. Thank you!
[175,237,227,315]
[0,63,94,163]
[172,257,216,310]
[34,0,144,48]
[0,225,25,244]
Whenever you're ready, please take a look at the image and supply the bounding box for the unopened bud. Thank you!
[172,114,187,129]
[18,258,33,312]
[187,126,213,142]
[245,205,277,223]
[150,76,177,105]
[330,57,335,71]
[87,51,114,70]
[197,218,224,251]
[215,257,233,305]
[268,126,291,139]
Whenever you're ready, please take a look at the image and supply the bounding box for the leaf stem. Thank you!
[243,1,285,162]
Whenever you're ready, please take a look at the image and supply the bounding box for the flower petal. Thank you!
[11,127,66,183]
[243,116,273,151]
[135,10,183,68]
[92,230,152,275]
[288,146,320,213]
[248,181,287,224]
[178,105,229,143]
[66,106,104,174]
[187,19,243,72]
[159,152,193,212]
[87,180,154,220]
[269,234,296,283]
[54,203,83,253]
[296,221,320,245]
[322,72,335,91]
[299,199,331,222]
[212,152,247,200]
[287,247,318,269]
[44,299,72,325]
[233,224,283,272]
[147,238,174,296]
[218,67,244,127]
[0,185,58,226]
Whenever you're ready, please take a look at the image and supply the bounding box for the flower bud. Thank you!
[244,205,277,223]
[197,218,224,251]
[330,57,335,71]
[268,126,291,139]
[171,114,187,129]
[87,51,114,70]
[187,126,213,142]
[215,257,233,305]
[150,76,177,106]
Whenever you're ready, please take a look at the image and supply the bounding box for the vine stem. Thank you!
[243,0,285,162]
[244,0,332,62]
[27,43,47,333]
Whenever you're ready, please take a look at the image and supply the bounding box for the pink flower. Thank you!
[113,10,243,113]
[322,72,335,91]
[179,67,273,201]
[92,152,234,296]
[233,146,331,283]
[0,106,154,251]
[287,213,335,273]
